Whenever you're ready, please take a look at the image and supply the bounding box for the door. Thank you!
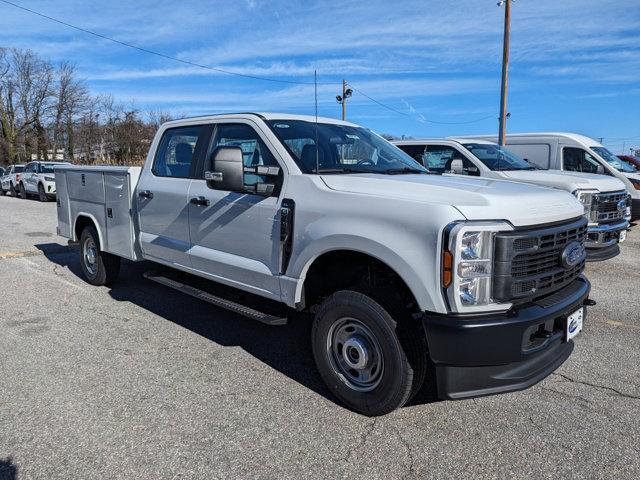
[187,121,284,299]
[137,124,207,268]
[24,163,37,192]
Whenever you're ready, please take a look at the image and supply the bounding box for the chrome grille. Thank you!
[493,217,587,303]
[590,191,629,223]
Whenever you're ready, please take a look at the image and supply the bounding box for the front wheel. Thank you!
[312,290,428,416]
[79,226,121,286]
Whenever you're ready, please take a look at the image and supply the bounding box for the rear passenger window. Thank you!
[153,126,204,178]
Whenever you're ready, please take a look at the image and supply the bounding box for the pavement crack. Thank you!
[344,417,377,462]
[552,373,640,401]
[392,424,416,480]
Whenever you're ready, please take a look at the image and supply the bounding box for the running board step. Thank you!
[143,271,288,326]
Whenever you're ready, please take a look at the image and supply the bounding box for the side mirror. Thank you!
[596,164,605,174]
[206,146,245,192]
[450,158,464,175]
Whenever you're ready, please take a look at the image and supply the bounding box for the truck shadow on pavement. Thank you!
[37,243,437,411]
[0,457,18,480]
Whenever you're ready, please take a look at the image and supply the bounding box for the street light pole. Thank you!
[336,79,352,121]
[498,0,512,146]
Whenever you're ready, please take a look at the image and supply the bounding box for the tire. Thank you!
[0,188,5,196]
[38,183,48,202]
[79,225,121,286]
[9,183,17,197]
[312,290,428,416]
[18,182,27,199]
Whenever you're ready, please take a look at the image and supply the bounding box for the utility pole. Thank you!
[498,0,512,146]
[336,79,353,121]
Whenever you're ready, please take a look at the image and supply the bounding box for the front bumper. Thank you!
[585,219,629,261]
[632,198,640,222]
[423,276,590,400]
[43,181,57,196]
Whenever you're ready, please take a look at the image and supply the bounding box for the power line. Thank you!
[1,0,496,126]
[348,84,496,125]
[0,0,338,86]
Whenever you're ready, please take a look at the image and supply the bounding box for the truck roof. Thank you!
[393,138,496,146]
[162,112,358,128]
[455,132,602,146]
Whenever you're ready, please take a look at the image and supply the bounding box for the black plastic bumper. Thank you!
[585,243,620,262]
[632,198,640,222]
[423,276,590,400]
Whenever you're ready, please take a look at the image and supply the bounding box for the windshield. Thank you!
[462,143,538,171]
[592,147,638,173]
[40,164,66,174]
[265,120,427,174]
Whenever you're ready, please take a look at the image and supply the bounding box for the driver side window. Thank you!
[426,145,479,175]
[563,147,599,174]
[210,123,282,192]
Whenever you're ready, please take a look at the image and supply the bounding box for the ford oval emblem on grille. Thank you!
[561,241,586,269]
[617,199,627,213]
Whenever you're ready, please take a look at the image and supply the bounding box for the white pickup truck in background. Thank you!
[394,138,630,261]
[55,113,593,416]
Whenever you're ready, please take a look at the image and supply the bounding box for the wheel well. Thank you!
[74,216,97,245]
[303,250,419,311]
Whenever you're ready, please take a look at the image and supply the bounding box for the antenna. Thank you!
[315,70,319,174]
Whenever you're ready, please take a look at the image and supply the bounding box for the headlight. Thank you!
[442,221,513,313]
[573,189,597,215]
[44,176,55,182]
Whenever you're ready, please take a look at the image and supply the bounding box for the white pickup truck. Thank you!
[394,139,630,261]
[55,113,592,416]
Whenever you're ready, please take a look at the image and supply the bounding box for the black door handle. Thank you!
[190,196,210,207]
[138,190,154,199]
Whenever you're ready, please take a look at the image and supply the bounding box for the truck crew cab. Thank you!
[394,138,630,261]
[55,113,592,416]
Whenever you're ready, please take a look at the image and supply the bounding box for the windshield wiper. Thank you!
[314,168,375,174]
[383,167,429,175]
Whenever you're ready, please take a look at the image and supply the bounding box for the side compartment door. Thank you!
[136,124,208,268]
[187,121,285,300]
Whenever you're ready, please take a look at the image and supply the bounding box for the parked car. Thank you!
[0,164,25,197]
[618,155,640,170]
[459,133,640,221]
[55,113,592,416]
[19,160,71,201]
[394,139,630,261]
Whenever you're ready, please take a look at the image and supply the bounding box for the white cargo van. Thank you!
[461,133,640,221]
[394,138,630,261]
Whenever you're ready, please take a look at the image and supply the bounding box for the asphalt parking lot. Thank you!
[1,194,639,480]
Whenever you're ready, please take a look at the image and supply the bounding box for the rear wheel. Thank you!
[18,182,26,199]
[79,226,121,286]
[312,290,428,416]
[38,183,48,202]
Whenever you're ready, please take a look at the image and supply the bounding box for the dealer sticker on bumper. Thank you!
[566,307,584,341]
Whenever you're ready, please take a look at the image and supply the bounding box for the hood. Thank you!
[320,173,584,227]
[500,170,626,193]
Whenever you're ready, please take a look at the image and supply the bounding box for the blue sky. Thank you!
[2,0,640,152]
